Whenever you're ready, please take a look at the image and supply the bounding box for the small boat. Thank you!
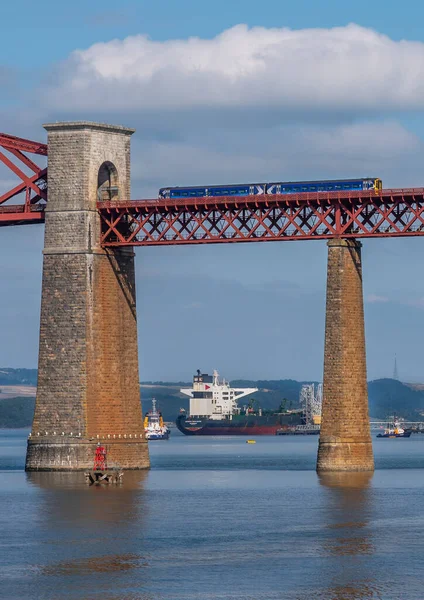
[376,420,411,438]
[144,399,171,440]
[246,440,256,444]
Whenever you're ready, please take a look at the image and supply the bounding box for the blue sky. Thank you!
[1,0,424,382]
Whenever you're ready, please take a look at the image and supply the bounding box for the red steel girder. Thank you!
[0,204,45,226]
[0,132,47,226]
[98,188,424,246]
[0,133,47,156]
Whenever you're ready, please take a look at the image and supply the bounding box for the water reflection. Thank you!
[319,472,374,557]
[309,472,385,600]
[25,472,154,600]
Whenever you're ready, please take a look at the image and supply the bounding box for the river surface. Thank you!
[1,430,424,599]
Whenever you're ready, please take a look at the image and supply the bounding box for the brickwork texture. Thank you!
[26,122,150,471]
[317,239,374,472]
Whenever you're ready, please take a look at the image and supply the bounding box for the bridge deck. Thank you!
[4,188,424,244]
[98,188,424,246]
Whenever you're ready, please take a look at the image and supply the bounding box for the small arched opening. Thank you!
[97,161,119,202]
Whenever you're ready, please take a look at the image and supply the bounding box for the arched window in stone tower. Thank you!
[97,161,119,201]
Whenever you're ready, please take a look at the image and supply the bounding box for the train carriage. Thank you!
[158,178,382,199]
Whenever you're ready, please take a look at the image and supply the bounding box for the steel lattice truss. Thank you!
[98,188,424,246]
[0,133,47,227]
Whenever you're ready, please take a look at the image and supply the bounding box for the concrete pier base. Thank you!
[317,239,374,472]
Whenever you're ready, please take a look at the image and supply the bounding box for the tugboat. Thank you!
[376,420,411,438]
[144,398,171,440]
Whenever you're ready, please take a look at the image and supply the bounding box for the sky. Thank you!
[1,0,424,382]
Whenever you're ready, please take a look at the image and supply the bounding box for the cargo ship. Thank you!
[176,370,303,435]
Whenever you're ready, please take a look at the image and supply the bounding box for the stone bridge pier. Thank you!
[317,239,374,472]
[26,122,150,471]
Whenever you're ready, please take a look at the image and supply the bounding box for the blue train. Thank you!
[158,178,382,199]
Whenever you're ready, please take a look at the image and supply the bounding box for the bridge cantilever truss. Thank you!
[0,133,47,226]
[98,188,424,246]
[3,130,424,246]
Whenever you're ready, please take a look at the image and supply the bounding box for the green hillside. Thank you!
[1,376,424,428]
[142,378,424,422]
[0,397,35,428]
[368,379,424,420]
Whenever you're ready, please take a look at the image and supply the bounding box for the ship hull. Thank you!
[376,432,411,438]
[145,431,170,440]
[176,413,303,436]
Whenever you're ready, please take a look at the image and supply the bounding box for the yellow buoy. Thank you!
[246,440,256,444]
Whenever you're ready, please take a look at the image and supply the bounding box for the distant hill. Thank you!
[127,378,424,422]
[0,368,37,386]
[368,378,424,420]
[1,374,424,428]
[0,397,35,428]
[143,378,424,422]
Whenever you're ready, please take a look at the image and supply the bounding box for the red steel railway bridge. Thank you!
[2,131,424,242]
[0,123,418,473]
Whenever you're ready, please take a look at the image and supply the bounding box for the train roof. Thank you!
[159,178,378,191]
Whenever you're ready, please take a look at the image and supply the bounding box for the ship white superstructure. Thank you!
[180,370,258,419]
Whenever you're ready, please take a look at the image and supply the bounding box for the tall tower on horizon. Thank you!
[393,355,399,381]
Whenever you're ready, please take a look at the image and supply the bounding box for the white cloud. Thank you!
[35,23,424,198]
[45,23,424,114]
[405,297,424,309]
[367,294,389,303]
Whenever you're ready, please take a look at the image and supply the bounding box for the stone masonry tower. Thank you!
[317,239,374,472]
[26,122,150,471]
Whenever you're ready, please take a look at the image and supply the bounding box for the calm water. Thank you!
[1,430,424,599]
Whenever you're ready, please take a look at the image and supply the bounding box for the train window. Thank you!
[318,186,325,192]
[309,186,317,191]
[301,187,308,192]
[342,184,351,189]
[327,185,334,190]
[334,185,342,190]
